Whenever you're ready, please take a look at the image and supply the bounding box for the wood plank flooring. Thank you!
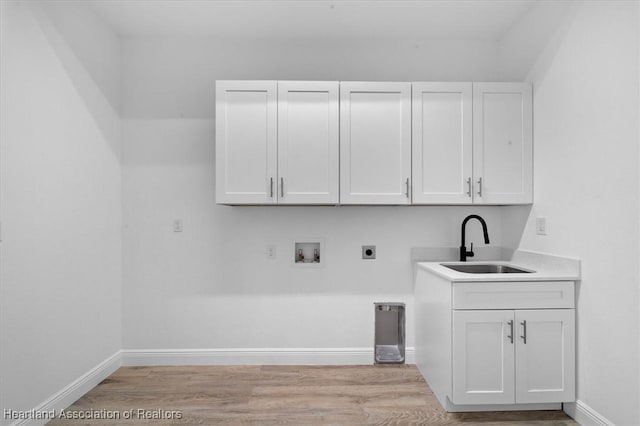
[48,365,577,425]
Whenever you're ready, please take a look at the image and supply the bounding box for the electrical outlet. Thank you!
[266,245,276,259]
[173,219,183,232]
[362,245,376,259]
[536,217,547,235]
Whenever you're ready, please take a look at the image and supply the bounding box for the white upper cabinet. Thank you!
[412,83,473,204]
[278,81,339,204]
[340,82,412,205]
[216,80,532,206]
[216,81,339,205]
[473,82,533,204]
[216,80,277,204]
[412,82,532,205]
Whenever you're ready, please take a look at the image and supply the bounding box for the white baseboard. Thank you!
[564,400,615,426]
[122,347,416,366]
[9,351,121,426]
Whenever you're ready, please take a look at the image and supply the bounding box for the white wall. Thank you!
[35,1,122,114]
[122,37,502,119]
[122,121,506,352]
[120,37,512,353]
[2,0,638,422]
[0,2,122,422]
[514,2,639,424]
[497,1,575,81]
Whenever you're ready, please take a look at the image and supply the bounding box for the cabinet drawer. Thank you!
[452,281,574,309]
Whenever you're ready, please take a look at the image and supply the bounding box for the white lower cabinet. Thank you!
[452,308,575,406]
[452,310,515,404]
[415,270,576,412]
[514,309,575,404]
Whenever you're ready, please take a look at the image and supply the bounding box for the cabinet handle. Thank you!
[520,320,527,344]
[405,178,410,198]
[270,177,274,198]
[466,177,472,197]
[507,320,514,344]
[280,177,284,198]
[477,177,483,197]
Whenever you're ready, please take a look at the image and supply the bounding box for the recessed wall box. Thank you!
[294,241,322,266]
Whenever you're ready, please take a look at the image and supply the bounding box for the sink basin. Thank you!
[441,263,534,274]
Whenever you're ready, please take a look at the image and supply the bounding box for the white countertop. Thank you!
[415,249,581,282]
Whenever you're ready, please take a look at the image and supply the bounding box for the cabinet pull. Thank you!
[477,177,483,197]
[520,320,527,344]
[466,177,472,197]
[270,177,274,198]
[507,320,514,344]
[280,177,284,198]
[405,178,410,198]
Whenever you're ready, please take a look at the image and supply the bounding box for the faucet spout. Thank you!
[460,214,490,261]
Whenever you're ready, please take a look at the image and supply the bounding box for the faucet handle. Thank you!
[468,242,474,258]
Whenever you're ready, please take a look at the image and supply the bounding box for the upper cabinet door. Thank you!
[412,83,472,204]
[278,81,339,204]
[340,82,412,205]
[473,83,533,204]
[216,81,277,204]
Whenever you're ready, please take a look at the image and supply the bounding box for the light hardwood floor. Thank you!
[48,365,577,425]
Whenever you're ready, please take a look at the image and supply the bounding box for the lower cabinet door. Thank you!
[515,309,575,403]
[452,310,515,404]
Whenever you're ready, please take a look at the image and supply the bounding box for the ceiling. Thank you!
[84,0,535,40]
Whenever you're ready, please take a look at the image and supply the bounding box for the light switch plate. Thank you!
[536,217,547,235]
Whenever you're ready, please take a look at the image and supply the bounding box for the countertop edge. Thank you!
[415,260,581,282]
